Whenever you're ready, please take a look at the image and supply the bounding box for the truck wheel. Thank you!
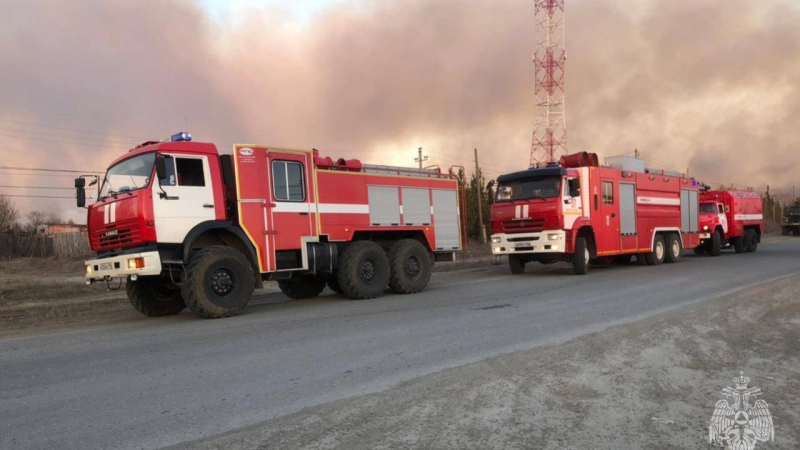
[645,235,666,265]
[746,229,758,252]
[710,230,722,256]
[508,255,526,274]
[126,276,185,317]
[732,235,746,254]
[182,246,255,318]
[278,277,326,299]
[573,237,589,275]
[326,273,344,294]
[664,234,681,263]
[337,241,390,299]
[388,239,432,294]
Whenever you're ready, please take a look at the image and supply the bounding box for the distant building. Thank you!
[36,223,88,235]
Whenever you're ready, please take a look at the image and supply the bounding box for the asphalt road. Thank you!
[3,238,800,450]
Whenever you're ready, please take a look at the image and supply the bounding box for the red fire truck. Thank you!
[76,132,464,318]
[488,153,702,275]
[696,189,763,256]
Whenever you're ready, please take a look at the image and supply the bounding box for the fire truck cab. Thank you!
[77,133,464,318]
[489,153,702,275]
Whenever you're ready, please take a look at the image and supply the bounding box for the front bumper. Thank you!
[85,250,162,281]
[490,230,566,255]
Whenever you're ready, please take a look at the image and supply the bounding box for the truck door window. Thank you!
[602,181,614,205]
[175,158,205,187]
[718,204,724,214]
[273,161,305,202]
[161,157,177,186]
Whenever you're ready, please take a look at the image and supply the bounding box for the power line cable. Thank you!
[0,133,134,149]
[0,118,150,140]
[0,185,75,190]
[0,166,105,174]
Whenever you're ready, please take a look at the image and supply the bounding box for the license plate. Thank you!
[99,262,113,271]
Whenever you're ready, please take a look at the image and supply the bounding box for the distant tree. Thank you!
[26,210,63,228]
[0,194,20,231]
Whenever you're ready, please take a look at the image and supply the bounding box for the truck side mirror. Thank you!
[485,180,495,205]
[74,177,85,188]
[155,156,167,180]
[76,186,86,208]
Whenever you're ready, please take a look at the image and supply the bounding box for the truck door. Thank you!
[598,179,621,254]
[154,154,217,243]
[267,151,315,270]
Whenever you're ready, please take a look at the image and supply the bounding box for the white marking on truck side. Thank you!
[637,197,681,206]
[734,214,763,221]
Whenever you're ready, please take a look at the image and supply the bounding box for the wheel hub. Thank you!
[359,258,376,282]
[211,268,235,296]
[656,243,664,260]
[405,256,421,278]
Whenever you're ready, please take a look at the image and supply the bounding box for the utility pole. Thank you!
[634,148,640,158]
[474,148,487,243]
[414,147,428,169]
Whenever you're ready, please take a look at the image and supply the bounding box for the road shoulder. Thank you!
[173,274,800,450]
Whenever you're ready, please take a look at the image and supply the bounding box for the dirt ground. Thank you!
[171,274,800,450]
[0,242,498,336]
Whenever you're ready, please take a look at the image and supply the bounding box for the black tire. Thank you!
[182,246,255,318]
[326,273,344,294]
[710,230,722,256]
[746,229,758,252]
[573,237,589,275]
[278,277,326,299]
[337,241,390,299]
[664,234,681,263]
[646,235,666,265]
[388,239,432,294]
[509,255,525,274]
[126,276,185,317]
[732,235,746,254]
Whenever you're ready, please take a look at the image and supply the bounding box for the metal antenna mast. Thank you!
[530,0,567,167]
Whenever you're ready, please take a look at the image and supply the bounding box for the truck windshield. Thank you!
[496,177,561,202]
[699,204,717,213]
[99,153,156,199]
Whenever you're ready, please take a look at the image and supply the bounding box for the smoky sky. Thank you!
[2,0,799,221]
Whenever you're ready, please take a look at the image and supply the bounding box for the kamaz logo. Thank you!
[239,148,254,156]
[105,230,119,237]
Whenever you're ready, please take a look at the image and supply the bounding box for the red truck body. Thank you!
[490,153,702,274]
[79,135,464,318]
[697,189,763,255]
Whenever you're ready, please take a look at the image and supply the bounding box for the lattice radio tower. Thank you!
[530,0,567,167]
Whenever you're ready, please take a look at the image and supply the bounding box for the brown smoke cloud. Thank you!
[2,0,799,222]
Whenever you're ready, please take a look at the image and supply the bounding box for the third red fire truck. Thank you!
[489,153,702,274]
[696,189,763,256]
[77,132,464,318]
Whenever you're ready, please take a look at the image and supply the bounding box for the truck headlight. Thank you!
[86,265,92,276]
[127,257,145,270]
[703,225,709,231]
[491,236,501,243]
[547,233,562,241]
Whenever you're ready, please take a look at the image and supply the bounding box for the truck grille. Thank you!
[91,219,141,251]
[502,218,545,233]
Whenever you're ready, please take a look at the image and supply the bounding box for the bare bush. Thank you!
[0,195,20,231]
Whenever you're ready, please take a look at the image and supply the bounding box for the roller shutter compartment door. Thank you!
[432,189,460,250]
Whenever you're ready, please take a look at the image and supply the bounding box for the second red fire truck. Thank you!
[489,153,703,274]
[696,189,763,255]
[77,133,465,318]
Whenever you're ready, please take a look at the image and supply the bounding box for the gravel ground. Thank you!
[173,274,800,450]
